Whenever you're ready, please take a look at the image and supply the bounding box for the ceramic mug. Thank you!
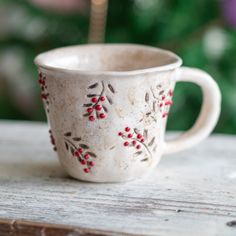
[35,44,221,182]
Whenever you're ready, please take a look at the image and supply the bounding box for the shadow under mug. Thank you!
[35,44,221,182]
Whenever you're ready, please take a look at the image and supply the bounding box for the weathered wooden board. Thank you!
[0,121,235,236]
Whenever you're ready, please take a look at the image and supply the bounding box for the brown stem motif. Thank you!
[83,81,115,121]
[38,72,50,113]
[141,84,174,123]
[63,132,97,174]
[118,127,157,162]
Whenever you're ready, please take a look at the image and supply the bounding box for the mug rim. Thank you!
[34,44,182,76]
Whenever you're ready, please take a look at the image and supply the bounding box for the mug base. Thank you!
[65,165,156,183]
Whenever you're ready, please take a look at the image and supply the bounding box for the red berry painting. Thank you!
[49,129,57,152]
[64,132,97,173]
[83,81,115,121]
[38,72,50,113]
[118,127,157,162]
[141,83,174,123]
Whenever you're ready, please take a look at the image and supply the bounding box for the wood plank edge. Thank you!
[0,218,138,236]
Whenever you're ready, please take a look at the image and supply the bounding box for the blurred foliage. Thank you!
[0,0,236,133]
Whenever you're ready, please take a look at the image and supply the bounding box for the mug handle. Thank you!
[164,66,221,154]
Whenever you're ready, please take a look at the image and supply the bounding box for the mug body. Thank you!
[35,44,181,182]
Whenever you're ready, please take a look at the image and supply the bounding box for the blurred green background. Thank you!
[0,0,235,133]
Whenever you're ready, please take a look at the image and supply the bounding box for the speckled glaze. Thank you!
[35,44,221,182]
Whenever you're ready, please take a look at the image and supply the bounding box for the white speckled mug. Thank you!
[35,44,221,182]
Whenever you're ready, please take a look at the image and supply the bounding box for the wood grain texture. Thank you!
[0,121,236,236]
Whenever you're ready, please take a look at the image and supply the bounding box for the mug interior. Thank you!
[35,44,182,74]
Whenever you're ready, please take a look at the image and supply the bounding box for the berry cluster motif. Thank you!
[118,127,157,162]
[64,132,97,173]
[141,84,174,123]
[38,72,50,113]
[49,129,57,152]
[83,81,115,121]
